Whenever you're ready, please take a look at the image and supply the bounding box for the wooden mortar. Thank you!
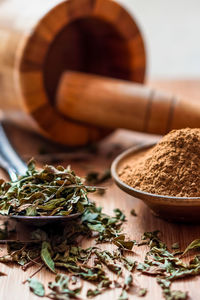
[0,0,146,146]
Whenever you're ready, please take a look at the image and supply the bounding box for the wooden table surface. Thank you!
[1,80,200,300]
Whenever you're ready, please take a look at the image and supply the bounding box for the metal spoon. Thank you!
[0,124,83,226]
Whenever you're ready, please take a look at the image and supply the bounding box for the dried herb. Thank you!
[137,231,200,299]
[0,202,133,298]
[0,160,94,217]
[28,278,45,297]
[114,208,126,221]
[181,239,200,256]
[48,274,82,299]
[171,243,180,250]
[86,169,111,185]
[123,274,133,291]
[94,250,122,275]
[41,241,56,273]
[138,288,147,297]
[87,279,111,298]
[81,206,129,245]
[130,209,137,217]
[157,278,188,300]
[113,235,135,250]
[121,257,136,272]
[87,288,101,298]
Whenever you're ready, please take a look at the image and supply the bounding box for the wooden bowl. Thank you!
[111,143,200,223]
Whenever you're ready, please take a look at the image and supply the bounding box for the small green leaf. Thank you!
[182,239,200,256]
[27,159,36,172]
[87,223,105,233]
[168,290,188,300]
[124,274,133,290]
[113,235,134,250]
[28,278,45,297]
[95,250,121,274]
[41,241,56,273]
[118,290,128,300]
[138,288,147,297]
[171,242,180,250]
[114,208,126,221]
[130,209,137,216]
[87,288,101,298]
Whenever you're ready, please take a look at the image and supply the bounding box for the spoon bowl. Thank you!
[111,143,200,223]
[9,213,82,226]
[0,123,95,226]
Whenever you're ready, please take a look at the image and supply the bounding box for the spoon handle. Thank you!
[0,124,27,180]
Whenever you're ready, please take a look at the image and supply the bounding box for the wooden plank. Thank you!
[0,80,200,299]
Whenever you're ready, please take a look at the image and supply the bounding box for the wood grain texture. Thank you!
[57,71,200,136]
[0,80,200,299]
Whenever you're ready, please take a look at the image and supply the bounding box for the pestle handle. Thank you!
[56,71,200,135]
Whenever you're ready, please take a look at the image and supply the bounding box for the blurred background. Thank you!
[0,0,200,156]
[119,0,200,79]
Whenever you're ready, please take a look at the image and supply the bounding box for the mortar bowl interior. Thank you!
[111,143,200,223]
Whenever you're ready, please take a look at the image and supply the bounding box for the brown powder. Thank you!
[119,128,200,197]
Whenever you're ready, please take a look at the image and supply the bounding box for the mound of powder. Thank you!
[119,128,200,197]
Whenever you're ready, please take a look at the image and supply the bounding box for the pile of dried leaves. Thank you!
[2,219,200,300]
[0,202,137,299]
[137,231,200,300]
[0,162,137,299]
[0,160,95,216]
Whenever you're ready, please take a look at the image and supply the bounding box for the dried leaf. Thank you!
[182,239,200,256]
[157,278,188,300]
[95,250,122,275]
[87,279,111,298]
[114,209,126,221]
[138,232,192,299]
[130,209,137,217]
[123,274,133,291]
[28,278,45,297]
[86,169,111,184]
[41,241,56,273]
[171,243,180,250]
[113,235,134,250]
[1,163,193,300]
[48,274,81,299]
[118,290,128,300]
[138,288,147,297]
[121,257,136,272]
[87,288,101,298]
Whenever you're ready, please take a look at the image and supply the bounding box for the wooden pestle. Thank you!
[56,71,200,135]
